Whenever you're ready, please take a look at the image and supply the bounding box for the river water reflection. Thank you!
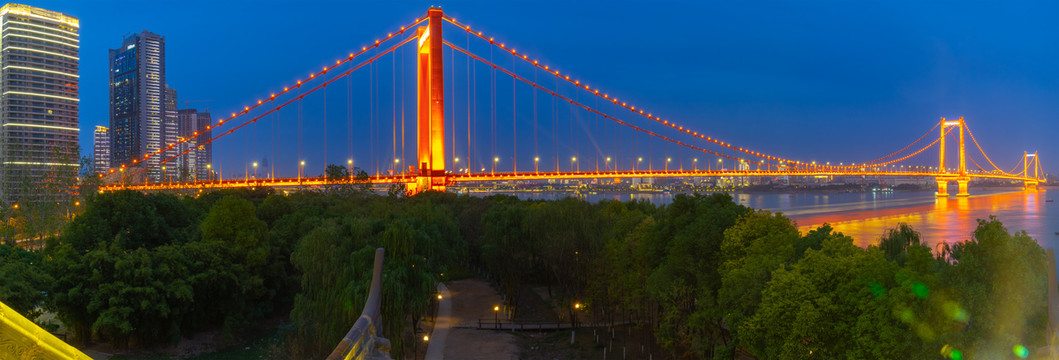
[468,188,1057,250]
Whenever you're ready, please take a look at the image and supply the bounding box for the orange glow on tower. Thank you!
[411,7,447,194]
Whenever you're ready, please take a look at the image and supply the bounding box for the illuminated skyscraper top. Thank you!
[0,3,80,204]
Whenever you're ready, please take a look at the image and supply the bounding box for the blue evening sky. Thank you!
[31,0,1058,176]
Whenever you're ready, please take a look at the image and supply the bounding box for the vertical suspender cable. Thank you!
[472,44,477,173]
[491,45,496,168]
[451,45,456,167]
[347,68,352,171]
[370,60,375,175]
[401,44,406,171]
[466,31,471,174]
[393,47,397,170]
[533,66,538,162]
[512,50,516,173]
[323,85,327,170]
[297,98,303,171]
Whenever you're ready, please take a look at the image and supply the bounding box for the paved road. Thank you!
[423,282,452,359]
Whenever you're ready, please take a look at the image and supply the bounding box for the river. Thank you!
[466,188,1058,250]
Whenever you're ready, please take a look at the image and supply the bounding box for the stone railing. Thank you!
[326,248,388,360]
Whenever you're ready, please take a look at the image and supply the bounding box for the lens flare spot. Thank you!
[896,307,914,323]
[942,301,969,323]
[912,282,929,298]
[1013,344,1029,358]
[869,282,885,298]
[941,345,964,360]
[915,323,935,339]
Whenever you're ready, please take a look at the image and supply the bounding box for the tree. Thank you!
[939,216,1048,357]
[740,234,916,359]
[0,245,52,321]
[878,223,921,264]
[289,220,371,358]
[199,195,274,332]
[646,193,748,358]
[718,209,799,352]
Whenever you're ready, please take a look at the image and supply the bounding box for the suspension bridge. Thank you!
[98,7,1045,197]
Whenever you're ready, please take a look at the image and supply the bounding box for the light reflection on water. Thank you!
[468,189,1058,249]
[786,190,1053,249]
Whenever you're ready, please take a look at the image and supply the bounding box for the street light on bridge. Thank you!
[493,157,499,173]
[253,162,258,179]
[534,157,539,173]
[299,161,305,182]
[571,157,577,172]
[665,158,671,171]
[637,157,642,171]
[606,157,611,171]
[694,158,698,171]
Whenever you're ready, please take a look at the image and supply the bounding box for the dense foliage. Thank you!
[0,185,1048,359]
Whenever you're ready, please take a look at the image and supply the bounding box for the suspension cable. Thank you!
[445,40,752,163]
[963,122,1010,175]
[443,16,894,170]
[860,121,940,166]
[137,35,418,177]
[122,16,426,171]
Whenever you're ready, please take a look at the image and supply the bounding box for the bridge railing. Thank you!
[0,299,92,359]
[326,248,386,360]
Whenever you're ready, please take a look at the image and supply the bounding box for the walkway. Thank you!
[423,283,451,359]
[423,279,518,360]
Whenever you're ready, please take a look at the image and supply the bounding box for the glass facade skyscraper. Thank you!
[0,3,80,204]
[109,30,166,181]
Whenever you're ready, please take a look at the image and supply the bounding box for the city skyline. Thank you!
[20,1,1057,173]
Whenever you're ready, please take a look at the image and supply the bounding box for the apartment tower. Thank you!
[0,4,80,204]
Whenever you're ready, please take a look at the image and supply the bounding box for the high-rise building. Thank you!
[163,84,177,180]
[176,109,211,181]
[93,126,109,174]
[0,4,80,204]
[109,30,165,181]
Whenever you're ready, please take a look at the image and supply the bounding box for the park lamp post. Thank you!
[574,302,582,328]
[494,305,500,328]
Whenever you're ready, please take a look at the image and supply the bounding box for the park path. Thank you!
[423,279,518,360]
[423,282,452,359]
